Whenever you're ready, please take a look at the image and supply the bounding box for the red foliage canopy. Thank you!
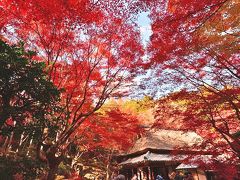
[0,0,145,175]
[76,108,142,151]
[147,0,239,177]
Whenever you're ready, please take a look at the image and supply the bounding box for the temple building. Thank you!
[117,129,214,180]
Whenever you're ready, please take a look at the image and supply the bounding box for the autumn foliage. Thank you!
[147,0,240,177]
[0,0,145,179]
[0,0,239,179]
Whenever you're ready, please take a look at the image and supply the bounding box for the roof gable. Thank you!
[128,129,202,154]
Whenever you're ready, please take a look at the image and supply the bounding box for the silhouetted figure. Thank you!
[183,172,194,180]
[174,171,183,180]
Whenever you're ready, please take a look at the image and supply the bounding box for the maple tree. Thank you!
[1,0,238,178]
[146,0,240,177]
[66,97,154,179]
[103,97,155,125]
[0,0,145,179]
[153,90,239,178]
[72,105,143,179]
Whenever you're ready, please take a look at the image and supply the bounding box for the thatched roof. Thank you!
[128,129,202,154]
[120,151,186,165]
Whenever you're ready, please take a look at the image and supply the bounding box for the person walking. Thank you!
[156,174,164,180]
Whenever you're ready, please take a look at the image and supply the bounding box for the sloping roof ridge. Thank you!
[126,129,202,155]
[149,128,197,134]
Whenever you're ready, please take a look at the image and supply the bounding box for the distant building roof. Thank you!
[128,129,202,154]
[120,151,186,165]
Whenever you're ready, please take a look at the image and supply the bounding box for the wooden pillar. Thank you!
[146,167,149,180]
[137,168,141,180]
[150,167,153,180]
[139,168,143,180]
[195,169,200,180]
[164,162,171,179]
[148,167,152,180]
[137,171,139,180]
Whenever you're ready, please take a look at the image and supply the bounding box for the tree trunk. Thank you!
[47,162,59,180]
[106,150,113,180]
[0,112,9,128]
[106,163,110,180]
[0,95,10,129]
[46,148,63,180]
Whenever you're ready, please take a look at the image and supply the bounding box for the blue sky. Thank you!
[137,12,152,47]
